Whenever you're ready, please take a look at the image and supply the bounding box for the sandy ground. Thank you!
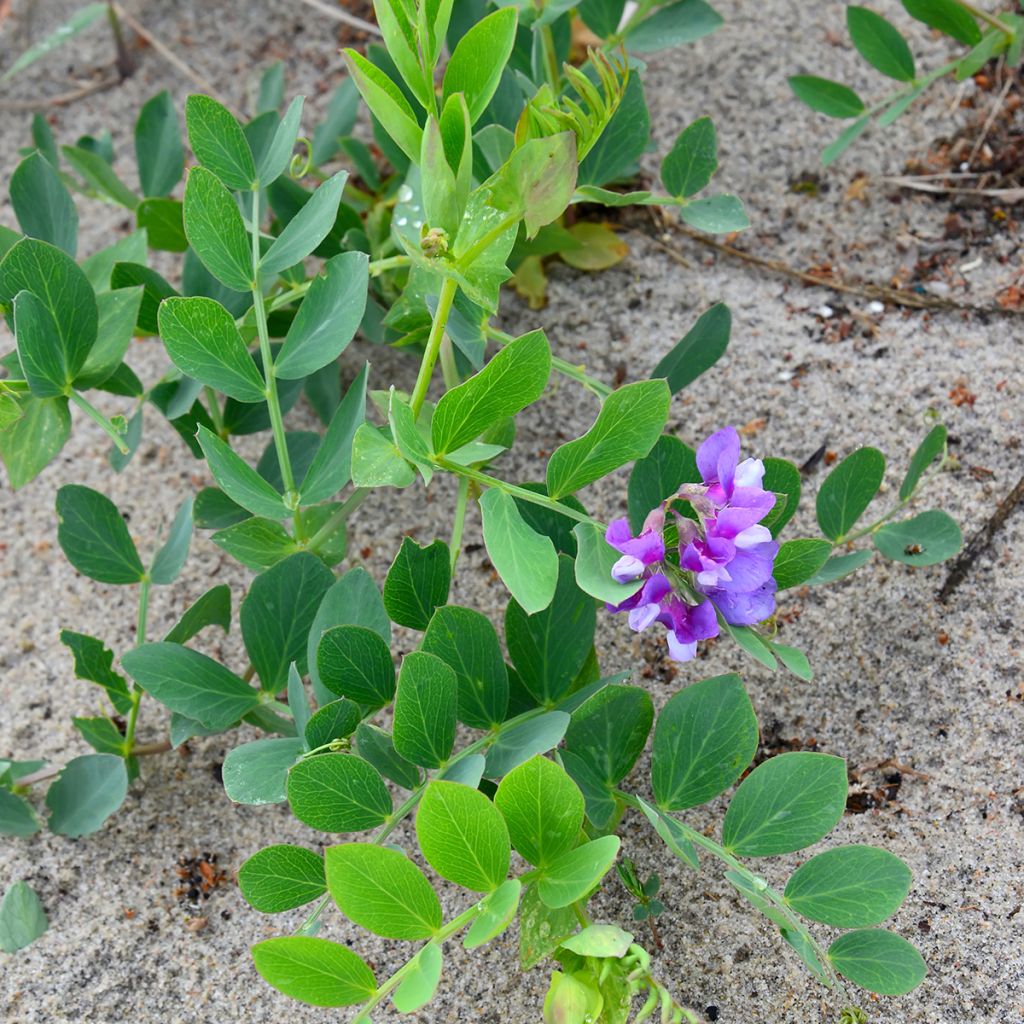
[0,1,1022,1022]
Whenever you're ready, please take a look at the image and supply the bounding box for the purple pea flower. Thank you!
[604,426,780,661]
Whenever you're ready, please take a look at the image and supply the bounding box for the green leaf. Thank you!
[317,624,396,708]
[342,48,422,162]
[197,426,289,519]
[59,629,132,714]
[773,539,833,590]
[80,229,147,292]
[902,0,980,45]
[55,485,145,584]
[485,711,570,779]
[416,780,511,892]
[627,435,699,532]
[242,552,335,691]
[212,517,298,571]
[571,521,644,605]
[722,619,778,669]
[519,883,577,969]
[785,845,912,927]
[355,723,421,789]
[183,167,254,292]
[149,496,194,585]
[261,171,348,276]
[110,261,177,335]
[72,715,124,755]
[135,90,184,197]
[505,555,595,705]
[287,754,391,832]
[771,642,813,681]
[723,752,847,857]
[651,674,757,810]
[561,924,634,959]
[10,151,78,255]
[62,145,139,209]
[0,882,48,953]
[565,685,651,795]
[300,364,368,504]
[828,929,927,995]
[257,95,304,186]
[122,642,259,728]
[442,6,518,124]
[374,0,432,109]
[252,936,376,1007]
[538,835,621,908]
[480,488,559,614]
[757,456,802,536]
[806,548,873,585]
[491,133,578,238]
[0,789,39,838]
[392,943,443,1013]
[185,94,256,191]
[137,198,187,251]
[636,798,699,870]
[393,652,458,768]
[789,76,866,119]
[0,239,97,388]
[383,538,452,630]
[305,699,361,750]
[164,584,232,644]
[495,755,584,868]
[651,303,730,395]
[275,251,368,378]
[158,296,266,401]
[816,447,885,540]
[325,843,441,939]
[13,291,77,398]
[0,2,106,84]
[350,422,417,488]
[847,6,915,81]
[223,737,305,804]
[546,380,670,499]
[0,395,71,489]
[312,78,360,164]
[662,116,717,197]
[432,329,551,455]
[680,194,749,233]
[900,424,947,500]
[464,878,522,949]
[74,286,143,390]
[419,606,507,729]
[46,753,128,837]
[874,510,961,567]
[821,116,872,166]
[625,0,722,51]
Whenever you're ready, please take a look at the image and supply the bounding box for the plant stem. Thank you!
[121,576,151,756]
[449,476,469,572]
[487,325,612,398]
[250,191,302,535]
[410,277,458,416]
[305,488,368,552]
[17,740,171,788]
[455,214,519,270]
[68,390,129,453]
[435,458,599,527]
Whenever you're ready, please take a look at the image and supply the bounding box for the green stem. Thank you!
[250,191,302,535]
[435,458,599,527]
[540,22,561,92]
[122,577,151,756]
[68,390,129,453]
[203,385,227,437]
[455,215,520,271]
[410,277,458,416]
[487,325,612,399]
[449,476,469,572]
[306,488,368,552]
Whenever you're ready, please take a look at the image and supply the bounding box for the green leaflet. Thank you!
[847,6,915,82]
[463,878,522,949]
[723,752,848,857]
[571,521,644,605]
[183,167,254,292]
[900,424,947,500]
[286,754,391,832]
[10,151,78,256]
[828,929,927,995]
[563,684,652,791]
[442,6,518,124]
[874,510,962,567]
[546,380,670,499]
[815,447,885,540]
[55,485,145,584]
[537,835,621,908]
[383,538,452,630]
[662,116,718,198]
[393,651,458,768]
[0,881,48,953]
[252,936,376,1007]
[325,843,441,940]
[45,753,128,837]
[316,624,396,708]
[651,303,730,395]
[416,780,511,892]
[0,395,71,490]
[223,737,305,805]
[773,539,833,590]
[135,90,184,198]
[185,94,256,191]
[392,943,443,1013]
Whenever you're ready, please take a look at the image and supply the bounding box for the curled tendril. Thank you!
[840,1009,869,1024]
[289,137,313,179]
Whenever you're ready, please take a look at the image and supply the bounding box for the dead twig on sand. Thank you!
[881,174,1024,203]
[939,474,1024,602]
[0,73,121,111]
[294,0,381,35]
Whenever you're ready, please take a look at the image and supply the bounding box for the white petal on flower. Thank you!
[734,524,773,549]
[611,554,645,583]
[628,603,661,632]
[666,634,697,662]
[734,458,765,488]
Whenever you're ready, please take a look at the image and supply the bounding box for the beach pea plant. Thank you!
[0,0,963,1019]
[790,0,1024,165]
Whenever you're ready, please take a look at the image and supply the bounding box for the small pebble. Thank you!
[816,304,833,318]
[868,300,884,315]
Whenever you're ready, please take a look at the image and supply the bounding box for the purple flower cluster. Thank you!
[606,427,779,662]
